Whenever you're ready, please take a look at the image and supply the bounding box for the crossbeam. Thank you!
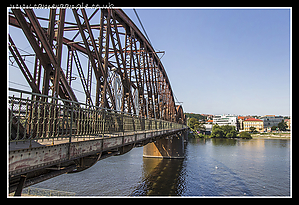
[9,8,184,122]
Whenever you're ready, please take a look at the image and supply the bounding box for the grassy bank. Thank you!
[188,131,252,139]
[251,132,291,139]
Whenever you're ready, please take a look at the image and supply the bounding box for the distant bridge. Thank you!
[8,8,188,195]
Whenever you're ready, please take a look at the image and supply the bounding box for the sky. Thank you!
[123,8,291,116]
[8,8,291,116]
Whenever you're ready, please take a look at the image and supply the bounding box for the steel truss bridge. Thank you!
[8,8,187,195]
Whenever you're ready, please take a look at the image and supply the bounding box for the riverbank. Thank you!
[251,133,291,139]
[189,130,291,140]
[188,132,252,139]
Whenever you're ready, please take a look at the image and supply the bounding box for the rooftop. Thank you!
[244,118,263,122]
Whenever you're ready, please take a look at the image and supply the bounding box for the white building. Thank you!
[203,124,213,132]
[213,115,238,130]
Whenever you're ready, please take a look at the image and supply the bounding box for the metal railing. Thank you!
[8,88,186,142]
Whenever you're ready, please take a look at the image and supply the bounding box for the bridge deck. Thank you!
[8,88,187,193]
[9,128,185,176]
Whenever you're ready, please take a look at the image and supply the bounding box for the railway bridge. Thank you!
[8,8,188,195]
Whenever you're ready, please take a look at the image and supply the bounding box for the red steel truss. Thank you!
[9,8,185,124]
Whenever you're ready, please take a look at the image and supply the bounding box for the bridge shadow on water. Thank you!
[130,139,254,197]
[130,157,185,196]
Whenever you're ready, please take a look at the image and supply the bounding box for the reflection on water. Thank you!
[33,138,290,196]
[211,138,237,146]
[131,158,184,196]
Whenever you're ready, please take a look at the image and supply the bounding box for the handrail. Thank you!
[8,88,187,142]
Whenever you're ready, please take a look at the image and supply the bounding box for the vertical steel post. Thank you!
[14,175,27,196]
[68,102,73,160]
[9,96,14,141]
[53,9,65,98]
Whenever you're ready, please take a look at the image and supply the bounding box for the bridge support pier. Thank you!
[143,130,187,159]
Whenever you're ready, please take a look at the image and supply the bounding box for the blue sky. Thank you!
[8,8,291,116]
[124,8,291,116]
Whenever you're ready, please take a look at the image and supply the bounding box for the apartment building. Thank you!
[243,118,264,132]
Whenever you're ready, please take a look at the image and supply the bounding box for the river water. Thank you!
[32,138,291,197]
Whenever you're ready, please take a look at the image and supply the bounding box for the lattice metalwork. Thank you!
[9,8,185,124]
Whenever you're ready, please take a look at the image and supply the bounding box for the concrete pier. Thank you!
[143,131,187,159]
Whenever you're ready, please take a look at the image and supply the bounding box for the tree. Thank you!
[188,118,205,132]
[240,132,252,139]
[185,113,207,122]
[211,125,225,138]
[278,120,287,131]
[211,124,238,138]
[249,127,256,133]
[226,129,237,138]
[221,125,237,137]
[188,118,198,130]
[271,125,278,131]
[194,122,206,132]
[226,132,234,138]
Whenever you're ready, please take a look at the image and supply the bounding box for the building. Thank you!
[243,118,264,132]
[202,124,213,135]
[260,115,284,131]
[237,116,246,130]
[213,115,238,130]
[206,120,213,124]
[284,118,291,130]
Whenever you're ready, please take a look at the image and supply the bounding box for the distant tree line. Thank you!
[187,117,252,139]
[187,117,205,132]
[185,113,207,122]
[211,124,252,139]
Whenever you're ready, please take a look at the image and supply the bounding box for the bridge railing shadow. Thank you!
[9,88,186,143]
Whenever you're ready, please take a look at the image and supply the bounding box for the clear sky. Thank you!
[123,8,291,116]
[8,8,291,116]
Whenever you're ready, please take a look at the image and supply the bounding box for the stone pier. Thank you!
[143,130,188,159]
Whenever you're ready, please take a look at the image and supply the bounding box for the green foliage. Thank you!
[188,118,198,129]
[185,113,207,122]
[188,131,199,138]
[278,120,287,131]
[240,132,252,139]
[211,124,224,138]
[211,124,237,138]
[249,127,257,133]
[187,118,205,132]
[188,129,208,138]
[271,125,278,131]
[226,132,234,138]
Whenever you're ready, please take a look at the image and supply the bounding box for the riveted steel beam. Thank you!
[9,8,183,123]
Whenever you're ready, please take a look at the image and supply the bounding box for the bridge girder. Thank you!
[9,8,182,123]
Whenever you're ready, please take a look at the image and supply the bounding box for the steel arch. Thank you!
[9,8,183,123]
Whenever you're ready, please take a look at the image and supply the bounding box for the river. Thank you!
[32,138,291,197]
